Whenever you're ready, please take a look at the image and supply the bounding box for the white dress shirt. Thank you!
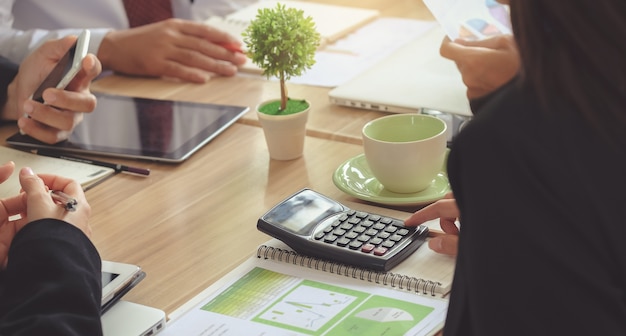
[0,0,258,63]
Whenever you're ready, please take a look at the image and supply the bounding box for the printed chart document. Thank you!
[162,254,448,336]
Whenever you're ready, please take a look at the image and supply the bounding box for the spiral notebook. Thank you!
[162,238,454,335]
[257,238,455,296]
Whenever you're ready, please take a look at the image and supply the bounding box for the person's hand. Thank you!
[440,34,520,99]
[0,162,92,268]
[3,35,101,144]
[98,19,248,83]
[0,161,16,268]
[404,192,460,256]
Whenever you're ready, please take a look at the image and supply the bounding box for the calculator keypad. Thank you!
[314,210,411,256]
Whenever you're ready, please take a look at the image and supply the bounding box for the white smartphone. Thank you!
[101,260,145,313]
[32,29,90,103]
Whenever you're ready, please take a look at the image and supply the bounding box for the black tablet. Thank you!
[7,93,249,162]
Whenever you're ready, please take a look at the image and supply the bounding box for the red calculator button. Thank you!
[373,247,388,256]
[361,243,375,253]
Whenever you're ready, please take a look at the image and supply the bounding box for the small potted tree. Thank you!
[243,3,320,160]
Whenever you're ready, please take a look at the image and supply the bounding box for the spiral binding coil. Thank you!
[256,245,441,296]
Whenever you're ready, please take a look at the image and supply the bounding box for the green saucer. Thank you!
[332,154,450,207]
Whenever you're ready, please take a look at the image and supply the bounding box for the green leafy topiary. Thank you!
[242,3,321,113]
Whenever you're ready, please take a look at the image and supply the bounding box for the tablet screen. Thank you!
[7,93,250,162]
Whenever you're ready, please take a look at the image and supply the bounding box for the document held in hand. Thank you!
[424,0,512,40]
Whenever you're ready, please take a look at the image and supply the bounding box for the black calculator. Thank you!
[257,188,429,272]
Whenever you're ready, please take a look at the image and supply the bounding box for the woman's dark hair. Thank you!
[509,1,626,139]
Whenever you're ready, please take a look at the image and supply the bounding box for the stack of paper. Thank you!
[205,0,379,46]
[204,0,379,75]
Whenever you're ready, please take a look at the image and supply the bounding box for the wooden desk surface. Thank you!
[0,122,424,315]
[91,0,435,146]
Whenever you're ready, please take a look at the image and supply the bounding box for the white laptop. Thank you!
[102,301,166,336]
[100,261,166,336]
[328,25,472,117]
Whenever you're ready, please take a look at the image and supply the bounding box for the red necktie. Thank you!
[122,0,174,27]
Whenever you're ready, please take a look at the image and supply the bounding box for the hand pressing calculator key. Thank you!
[257,188,428,272]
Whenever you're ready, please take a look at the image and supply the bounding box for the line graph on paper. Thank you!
[198,267,439,336]
[255,284,358,331]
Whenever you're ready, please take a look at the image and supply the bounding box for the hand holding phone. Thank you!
[13,30,100,144]
[31,30,90,103]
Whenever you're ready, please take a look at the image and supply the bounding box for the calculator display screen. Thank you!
[264,190,343,235]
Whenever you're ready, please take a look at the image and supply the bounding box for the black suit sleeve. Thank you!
[0,57,19,109]
[0,219,103,336]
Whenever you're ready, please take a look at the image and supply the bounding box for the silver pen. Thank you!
[50,190,78,212]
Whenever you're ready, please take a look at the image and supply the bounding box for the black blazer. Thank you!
[0,220,103,335]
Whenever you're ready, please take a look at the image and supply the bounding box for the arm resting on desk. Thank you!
[0,220,103,336]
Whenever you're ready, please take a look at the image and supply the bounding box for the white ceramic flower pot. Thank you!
[256,99,310,161]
